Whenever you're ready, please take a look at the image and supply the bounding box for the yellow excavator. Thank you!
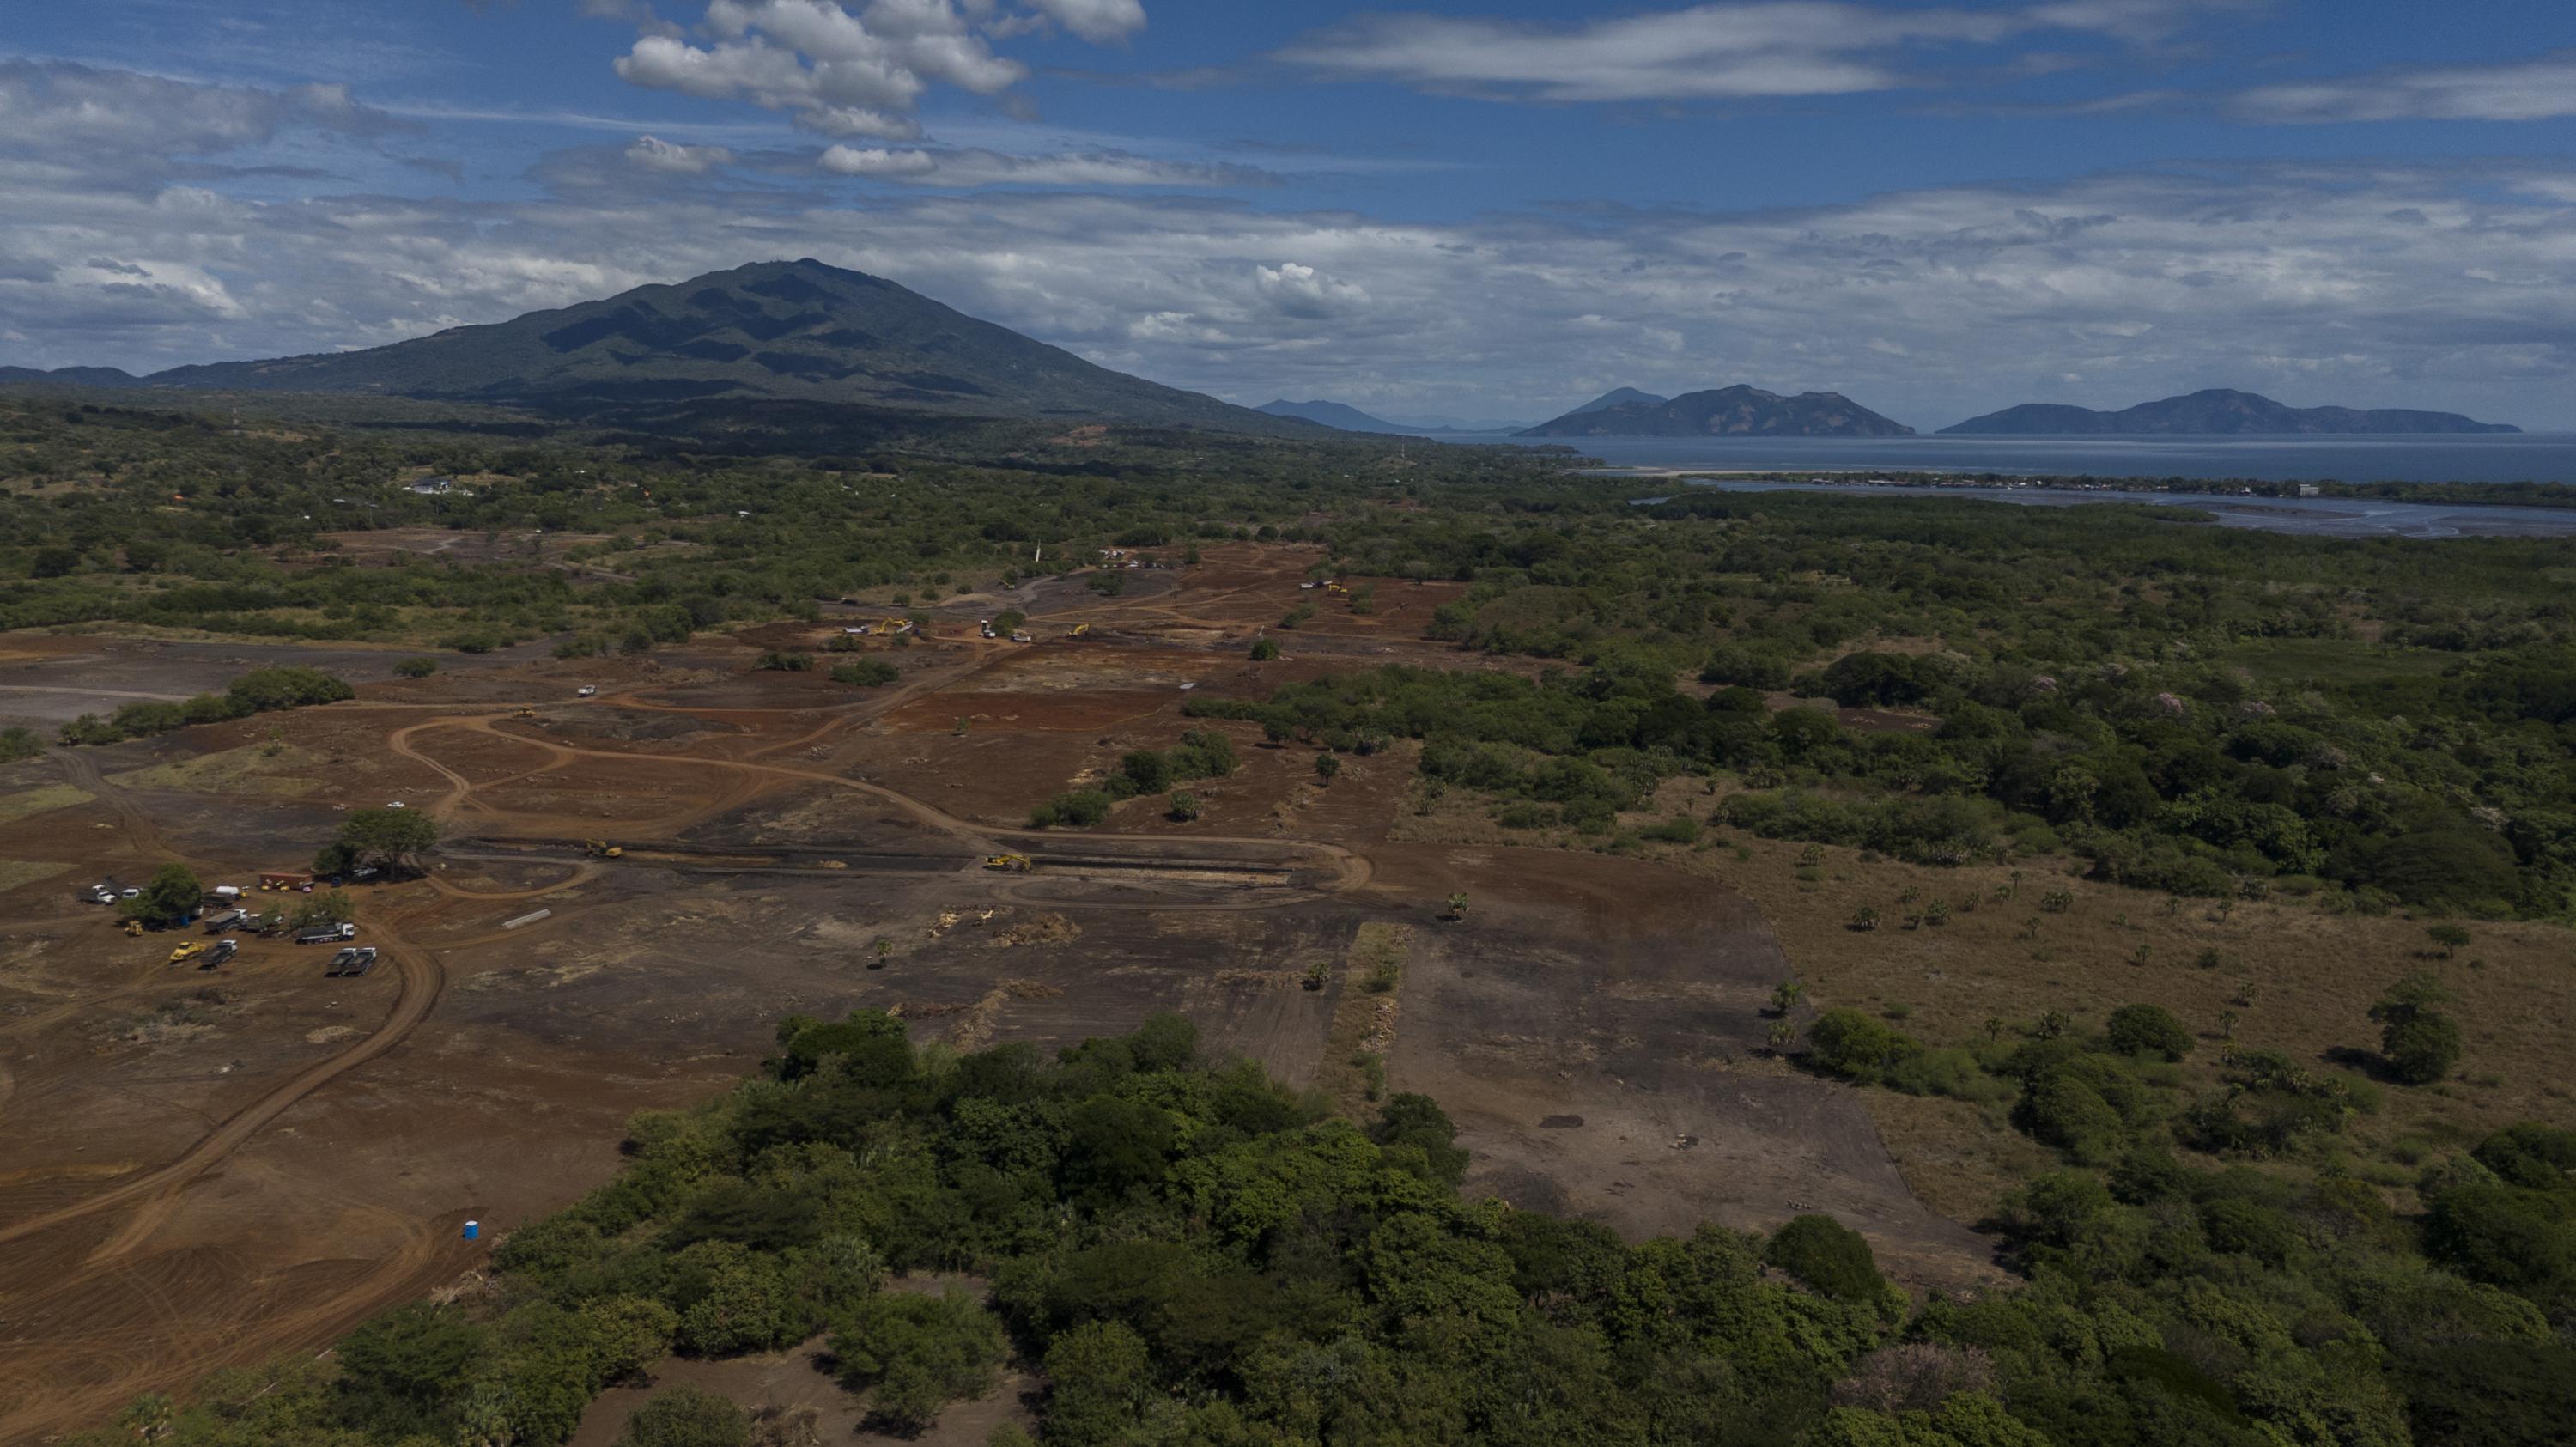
[984,854,1032,873]
[514,706,537,720]
[1067,623,1091,638]
[584,840,623,859]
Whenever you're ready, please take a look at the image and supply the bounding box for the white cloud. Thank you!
[608,0,1140,136]
[626,135,736,173]
[818,144,941,176]
[1025,0,1146,44]
[1277,1,2235,103]
[3,77,2573,428]
[2231,49,2576,124]
[818,143,1269,186]
[0,59,400,166]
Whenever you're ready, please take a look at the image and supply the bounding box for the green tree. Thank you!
[1249,636,1281,662]
[2372,970,2462,1085]
[2427,923,2473,959]
[1167,791,1201,822]
[1765,1213,1884,1304]
[2105,1003,2194,1061]
[1314,751,1340,785]
[119,863,203,927]
[321,806,440,874]
[1040,1321,1151,1447]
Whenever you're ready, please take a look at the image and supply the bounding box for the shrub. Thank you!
[755,651,812,672]
[1167,791,1201,822]
[619,1386,750,1447]
[1249,636,1280,661]
[831,659,900,687]
[392,657,438,678]
[1807,1008,1922,1083]
[2104,1004,2193,1061]
[1765,1213,1884,1303]
[828,1289,1006,1432]
[1030,790,1112,829]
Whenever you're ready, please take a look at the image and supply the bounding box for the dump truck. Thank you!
[204,939,238,969]
[202,908,245,933]
[984,854,1033,873]
[296,921,358,945]
[167,940,204,966]
[325,945,380,978]
[584,840,623,859]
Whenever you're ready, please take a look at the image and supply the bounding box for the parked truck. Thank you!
[295,921,358,945]
[202,908,246,933]
[204,939,238,969]
[325,945,379,978]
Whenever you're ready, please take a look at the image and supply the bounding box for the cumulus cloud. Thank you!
[818,143,1271,186]
[1276,1,2233,103]
[608,0,1142,137]
[626,134,735,172]
[2230,49,2576,124]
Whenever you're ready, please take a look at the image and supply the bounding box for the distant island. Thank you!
[1521,384,1912,438]
[1942,388,2518,435]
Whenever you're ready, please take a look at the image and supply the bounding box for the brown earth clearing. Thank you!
[18,541,2424,1438]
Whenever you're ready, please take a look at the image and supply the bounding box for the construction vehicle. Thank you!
[1068,623,1091,638]
[584,840,623,859]
[168,940,204,966]
[1011,631,1032,644]
[515,706,537,720]
[203,908,245,933]
[296,921,358,946]
[204,939,238,969]
[123,919,143,938]
[984,854,1033,873]
[979,619,996,639]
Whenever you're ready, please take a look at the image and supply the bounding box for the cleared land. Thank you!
[9,541,2413,1437]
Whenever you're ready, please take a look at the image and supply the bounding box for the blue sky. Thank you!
[3,1,2574,428]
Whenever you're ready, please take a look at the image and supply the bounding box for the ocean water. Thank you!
[1452,431,2576,486]
[1671,479,2576,539]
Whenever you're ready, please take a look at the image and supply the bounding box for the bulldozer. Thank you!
[123,919,143,938]
[983,854,1033,873]
[514,706,537,720]
[584,840,623,859]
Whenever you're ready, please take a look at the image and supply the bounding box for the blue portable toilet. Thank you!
[463,1219,480,1242]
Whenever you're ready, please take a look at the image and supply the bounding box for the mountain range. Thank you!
[0,271,2525,441]
[1519,385,1914,438]
[1256,399,1532,435]
[1942,389,2518,435]
[0,259,1310,435]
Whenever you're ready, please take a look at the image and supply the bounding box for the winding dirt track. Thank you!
[0,564,1434,1444]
